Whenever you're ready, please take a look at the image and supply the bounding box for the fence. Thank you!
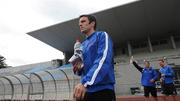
[0,67,80,101]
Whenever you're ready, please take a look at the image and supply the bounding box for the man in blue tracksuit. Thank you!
[158,59,176,101]
[130,57,158,101]
[73,14,115,101]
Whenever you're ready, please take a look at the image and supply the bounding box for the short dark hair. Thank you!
[158,59,164,62]
[79,14,97,30]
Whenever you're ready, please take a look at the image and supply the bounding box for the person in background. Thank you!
[158,59,176,101]
[73,14,116,101]
[130,56,158,101]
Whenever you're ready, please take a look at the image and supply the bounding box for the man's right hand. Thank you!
[71,58,83,73]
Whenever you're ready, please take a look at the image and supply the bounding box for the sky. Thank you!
[0,0,137,66]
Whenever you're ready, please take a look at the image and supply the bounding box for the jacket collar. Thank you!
[86,31,96,39]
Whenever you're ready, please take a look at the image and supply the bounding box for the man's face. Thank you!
[159,61,165,67]
[79,17,94,34]
[144,62,150,68]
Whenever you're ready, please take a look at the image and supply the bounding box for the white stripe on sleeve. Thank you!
[84,32,109,87]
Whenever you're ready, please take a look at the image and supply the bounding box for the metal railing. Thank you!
[0,67,80,101]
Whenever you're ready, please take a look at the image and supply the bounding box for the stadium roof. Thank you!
[27,0,180,53]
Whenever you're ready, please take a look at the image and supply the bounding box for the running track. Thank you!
[117,95,180,101]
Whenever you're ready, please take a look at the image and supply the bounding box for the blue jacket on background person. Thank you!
[80,31,115,93]
[159,65,175,84]
[141,67,158,86]
[132,61,158,87]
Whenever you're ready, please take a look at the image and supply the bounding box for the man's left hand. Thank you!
[74,83,86,100]
[150,79,155,83]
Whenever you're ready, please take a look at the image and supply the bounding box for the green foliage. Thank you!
[0,55,7,69]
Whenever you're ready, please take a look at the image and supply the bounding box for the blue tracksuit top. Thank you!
[133,61,158,87]
[159,65,175,84]
[81,31,115,92]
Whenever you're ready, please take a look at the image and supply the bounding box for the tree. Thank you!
[0,55,7,69]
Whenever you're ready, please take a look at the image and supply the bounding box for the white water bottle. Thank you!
[74,39,83,56]
[69,39,83,62]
